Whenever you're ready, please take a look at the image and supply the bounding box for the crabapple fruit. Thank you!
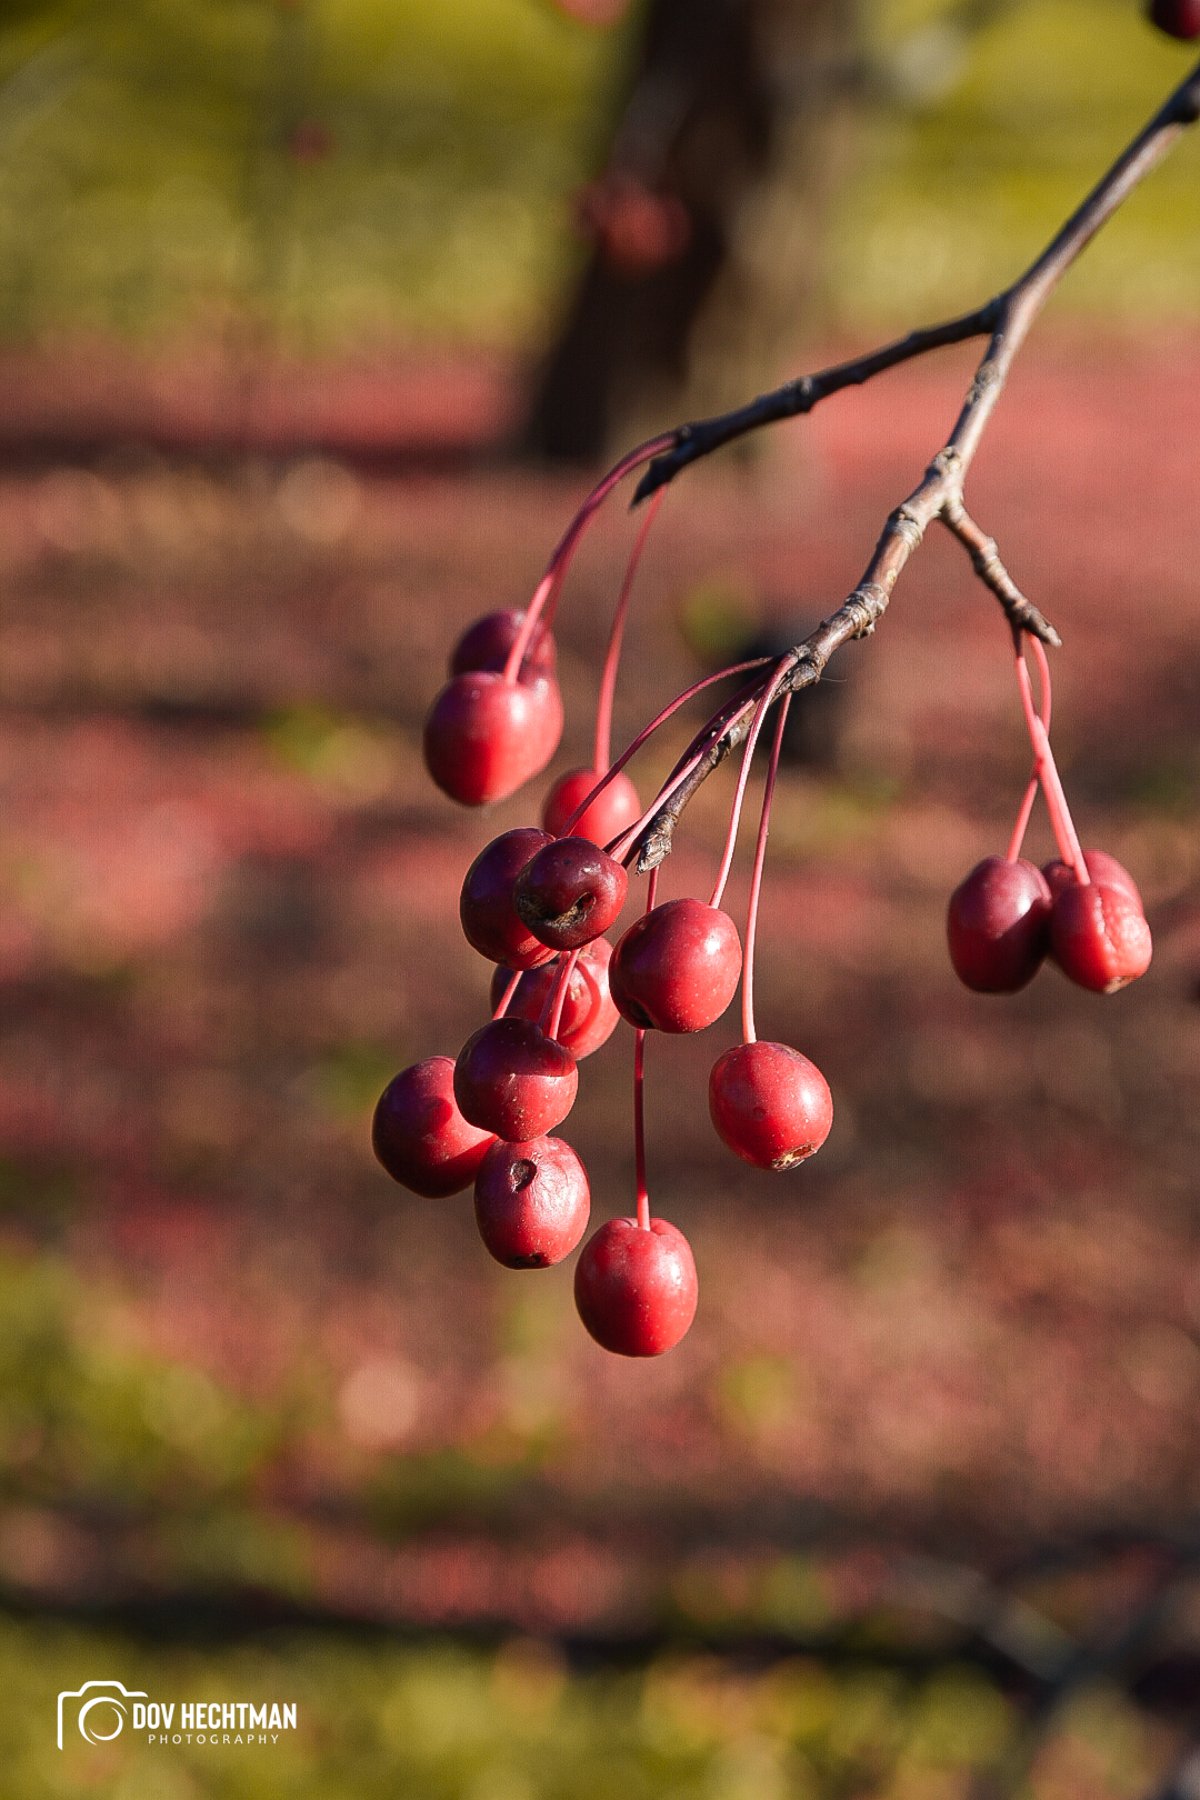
[372,1057,493,1197]
[542,766,643,847]
[423,671,561,806]
[1042,849,1142,910]
[610,898,742,1032]
[1050,881,1153,993]
[709,1041,832,1170]
[574,1216,698,1356]
[460,828,556,969]
[450,609,556,682]
[491,938,619,1059]
[514,836,628,950]
[474,1135,590,1268]
[1147,0,1200,38]
[454,1018,579,1140]
[946,855,1052,993]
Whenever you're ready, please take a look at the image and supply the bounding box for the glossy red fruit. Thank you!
[454,1018,579,1140]
[946,856,1052,993]
[460,828,555,969]
[514,837,628,950]
[491,938,619,1060]
[424,672,561,806]
[709,1041,833,1170]
[574,1216,698,1356]
[610,898,742,1033]
[1147,0,1200,39]
[542,766,642,847]
[474,1135,590,1268]
[1042,850,1142,910]
[372,1057,493,1197]
[1050,882,1153,993]
[449,609,556,682]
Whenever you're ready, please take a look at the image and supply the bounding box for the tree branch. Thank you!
[629,54,1200,871]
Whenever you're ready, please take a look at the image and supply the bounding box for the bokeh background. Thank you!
[0,0,1199,1794]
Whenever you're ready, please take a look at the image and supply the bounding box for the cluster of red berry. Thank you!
[946,638,1152,997]
[374,425,1154,1361]
[374,451,834,1358]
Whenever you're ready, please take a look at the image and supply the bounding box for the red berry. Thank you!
[1050,882,1153,993]
[514,836,628,950]
[460,828,556,969]
[610,898,742,1033]
[491,938,619,1060]
[1042,850,1142,911]
[1147,0,1200,39]
[574,1216,698,1356]
[454,1018,579,1140]
[449,609,556,682]
[424,672,561,807]
[474,1135,590,1268]
[542,766,642,847]
[372,1057,493,1197]
[946,856,1052,993]
[708,1041,833,1170]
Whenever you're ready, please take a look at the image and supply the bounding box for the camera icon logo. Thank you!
[57,1680,147,1750]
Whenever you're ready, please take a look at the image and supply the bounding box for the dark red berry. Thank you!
[372,1057,493,1197]
[610,898,742,1033]
[423,672,561,807]
[946,856,1052,993]
[1147,0,1200,39]
[460,828,555,969]
[450,609,556,682]
[474,1135,590,1268]
[709,1041,833,1170]
[542,766,642,847]
[1042,849,1142,911]
[514,837,628,950]
[574,1216,698,1356]
[1050,882,1153,993]
[454,1018,579,1140]
[491,938,619,1060]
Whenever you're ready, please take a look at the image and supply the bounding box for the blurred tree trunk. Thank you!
[520,0,861,463]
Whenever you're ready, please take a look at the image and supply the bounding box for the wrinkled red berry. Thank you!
[574,1216,698,1356]
[450,609,556,682]
[1050,882,1153,993]
[454,1018,579,1140]
[946,855,1052,993]
[709,1041,833,1170]
[460,828,555,969]
[424,672,561,806]
[1042,849,1142,910]
[514,837,628,950]
[474,1135,590,1268]
[610,898,742,1033]
[372,1057,493,1197]
[542,766,643,847]
[491,938,619,1060]
[1147,0,1200,39]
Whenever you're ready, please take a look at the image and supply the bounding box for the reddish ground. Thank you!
[0,328,1198,1672]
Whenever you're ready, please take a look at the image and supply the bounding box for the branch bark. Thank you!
[629,54,1200,871]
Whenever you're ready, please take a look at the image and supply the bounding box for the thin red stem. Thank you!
[1013,637,1088,881]
[502,434,674,685]
[709,659,792,911]
[1005,636,1053,863]
[557,658,771,844]
[593,489,666,773]
[492,969,521,1021]
[541,950,581,1041]
[742,692,791,1046]
[634,868,658,1231]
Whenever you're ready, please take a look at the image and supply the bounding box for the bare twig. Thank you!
[629,54,1200,869]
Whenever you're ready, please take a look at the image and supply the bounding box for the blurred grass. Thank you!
[0,0,1195,352]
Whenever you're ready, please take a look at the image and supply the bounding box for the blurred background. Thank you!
[0,0,1198,1794]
